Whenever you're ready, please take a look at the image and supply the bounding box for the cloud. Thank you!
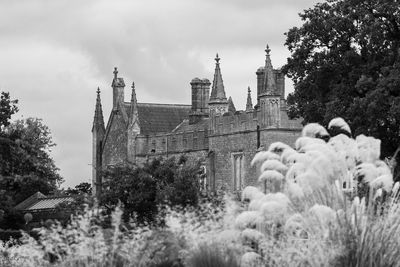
[0,0,320,187]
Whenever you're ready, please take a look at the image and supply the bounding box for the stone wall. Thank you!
[102,112,128,167]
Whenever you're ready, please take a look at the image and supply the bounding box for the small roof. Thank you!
[15,192,75,212]
[26,197,74,211]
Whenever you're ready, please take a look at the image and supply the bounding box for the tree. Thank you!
[0,93,63,229]
[283,0,400,158]
[100,157,201,224]
[0,92,18,129]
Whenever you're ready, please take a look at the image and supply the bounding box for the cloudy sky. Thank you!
[0,0,319,188]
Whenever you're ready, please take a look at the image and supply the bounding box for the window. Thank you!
[232,152,244,191]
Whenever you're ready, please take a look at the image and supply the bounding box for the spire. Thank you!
[129,81,139,120]
[113,67,118,80]
[228,96,236,113]
[209,53,227,102]
[263,44,277,95]
[92,87,105,132]
[246,86,253,112]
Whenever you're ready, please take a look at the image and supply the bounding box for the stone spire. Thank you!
[129,81,138,119]
[92,87,105,132]
[228,96,236,113]
[263,45,277,95]
[209,53,227,101]
[246,86,253,112]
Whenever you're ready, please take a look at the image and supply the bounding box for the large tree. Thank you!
[283,0,400,158]
[0,93,63,229]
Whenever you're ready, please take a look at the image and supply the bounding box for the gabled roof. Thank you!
[123,102,191,135]
[15,192,75,212]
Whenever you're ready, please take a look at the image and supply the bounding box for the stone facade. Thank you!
[92,46,302,198]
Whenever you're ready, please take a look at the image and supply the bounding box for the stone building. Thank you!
[92,46,302,198]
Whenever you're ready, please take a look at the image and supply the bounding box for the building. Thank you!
[92,46,302,198]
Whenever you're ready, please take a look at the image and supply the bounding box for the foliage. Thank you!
[64,182,92,196]
[0,91,18,129]
[101,157,201,224]
[0,92,63,230]
[283,0,400,158]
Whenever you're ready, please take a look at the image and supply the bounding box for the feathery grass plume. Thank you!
[286,153,312,166]
[268,141,292,154]
[355,163,379,183]
[370,174,393,192]
[258,170,284,183]
[250,151,280,166]
[187,242,241,267]
[234,211,262,230]
[301,122,329,139]
[356,134,381,163]
[295,136,326,150]
[240,228,264,244]
[240,251,262,267]
[286,180,304,199]
[260,159,288,173]
[286,162,307,182]
[241,186,262,202]
[328,117,351,136]
[328,133,359,170]
[280,147,297,164]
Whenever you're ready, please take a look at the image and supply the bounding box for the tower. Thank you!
[256,45,282,128]
[127,82,140,163]
[246,86,254,112]
[189,78,211,124]
[92,87,105,199]
[208,54,229,116]
[112,67,125,111]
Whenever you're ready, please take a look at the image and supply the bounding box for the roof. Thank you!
[124,102,191,135]
[15,192,75,212]
[172,118,209,133]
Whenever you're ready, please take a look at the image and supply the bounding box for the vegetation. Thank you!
[0,92,63,229]
[100,156,202,223]
[1,117,399,266]
[283,0,400,160]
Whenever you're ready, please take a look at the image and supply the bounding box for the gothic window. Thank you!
[231,152,244,191]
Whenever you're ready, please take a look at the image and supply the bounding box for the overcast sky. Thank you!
[0,0,320,188]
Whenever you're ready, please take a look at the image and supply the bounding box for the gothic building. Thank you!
[92,46,302,198]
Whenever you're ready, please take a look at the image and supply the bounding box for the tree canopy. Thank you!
[283,0,400,158]
[101,156,201,223]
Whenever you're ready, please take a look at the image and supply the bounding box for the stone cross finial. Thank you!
[248,86,251,93]
[131,81,135,89]
[215,53,220,63]
[97,87,100,95]
[113,67,118,79]
[265,44,271,55]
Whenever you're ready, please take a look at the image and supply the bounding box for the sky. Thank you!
[0,0,320,188]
